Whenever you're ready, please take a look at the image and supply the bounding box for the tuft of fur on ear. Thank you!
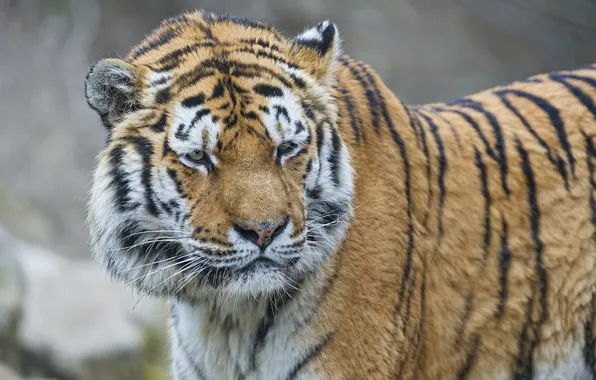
[290,21,341,85]
[85,58,141,129]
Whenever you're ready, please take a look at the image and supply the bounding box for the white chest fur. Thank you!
[168,279,328,380]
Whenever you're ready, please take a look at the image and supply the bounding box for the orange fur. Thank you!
[87,10,596,379]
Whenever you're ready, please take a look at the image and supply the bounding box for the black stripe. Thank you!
[496,218,512,319]
[225,61,294,88]
[417,114,433,226]
[302,101,315,120]
[155,88,170,104]
[248,297,286,371]
[173,69,217,92]
[288,72,307,89]
[550,72,596,170]
[132,28,179,58]
[338,57,381,135]
[150,76,168,86]
[167,167,186,198]
[582,130,596,237]
[460,100,509,196]
[236,47,293,67]
[328,128,342,187]
[125,136,159,217]
[210,80,225,100]
[419,112,448,238]
[315,123,325,161]
[498,89,574,179]
[474,147,491,260]
[196,18,217,42]
[338,85,362,143]
[435,105,510,195]
[456,334,480,380]
[401,270,417,339]
[414,251,428,371]
[554,72,596,92]
[241,110,259,121]
[273,105,290,123]
[294,120,305,134]
[223,113,238,130]
[402,102,423,146]
[108,145,140,212]
[496,90,569,190]
[513,297,535,379]
[151,114,167,132]
[512,138,548,379]
[240,38,281,52]
[153,41,219,72]
[285,333,334,380]
[182,94,206,108]
[358,61,389,137]
[355,61,416,342]
[516,139,548,324]
[253,83,284,97]
[433,112,463,151]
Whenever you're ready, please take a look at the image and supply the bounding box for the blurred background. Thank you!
[1,0,596,379]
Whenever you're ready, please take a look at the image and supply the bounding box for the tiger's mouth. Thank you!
[103,200,353,301]
[111,234,309,300]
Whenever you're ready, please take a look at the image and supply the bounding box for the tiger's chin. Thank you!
[116,252,315,303]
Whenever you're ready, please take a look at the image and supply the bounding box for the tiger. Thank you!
[84,9,596,380]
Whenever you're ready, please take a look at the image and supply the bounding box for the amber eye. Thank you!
[277,142,296,157]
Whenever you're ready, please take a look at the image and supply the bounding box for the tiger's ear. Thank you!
[290,21,341,85]
[85,58,142,129]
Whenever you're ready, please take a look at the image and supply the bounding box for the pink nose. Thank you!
[233,219,289,249]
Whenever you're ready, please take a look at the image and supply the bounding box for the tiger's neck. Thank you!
[321,58,434,376]
[167,266,332,380]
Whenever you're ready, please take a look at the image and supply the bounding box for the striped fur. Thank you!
[86,10,596,380]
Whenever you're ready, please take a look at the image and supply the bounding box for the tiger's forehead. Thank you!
[126,12,317,157]
[127,12,288,66]
[164,73,310,157]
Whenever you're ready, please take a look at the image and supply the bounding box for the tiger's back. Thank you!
[326,59,596,379]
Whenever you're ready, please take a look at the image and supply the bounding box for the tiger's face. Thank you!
[85,12,353,301]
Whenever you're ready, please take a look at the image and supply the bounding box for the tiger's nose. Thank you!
[233,219,289,250]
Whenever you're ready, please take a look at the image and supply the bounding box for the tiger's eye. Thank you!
[185,150,205,163]
[277,142,296,156]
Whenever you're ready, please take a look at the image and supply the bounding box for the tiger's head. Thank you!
[85,11,353,301]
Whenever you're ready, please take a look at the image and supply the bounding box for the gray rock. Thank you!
[14,238,167,380]
[0,362,21,379]
[0,227,26,371]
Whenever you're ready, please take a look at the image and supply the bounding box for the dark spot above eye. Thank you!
[156,88,170,104]
[295,120,305,133]
[253,83,283,97]
[151,114,167,132]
